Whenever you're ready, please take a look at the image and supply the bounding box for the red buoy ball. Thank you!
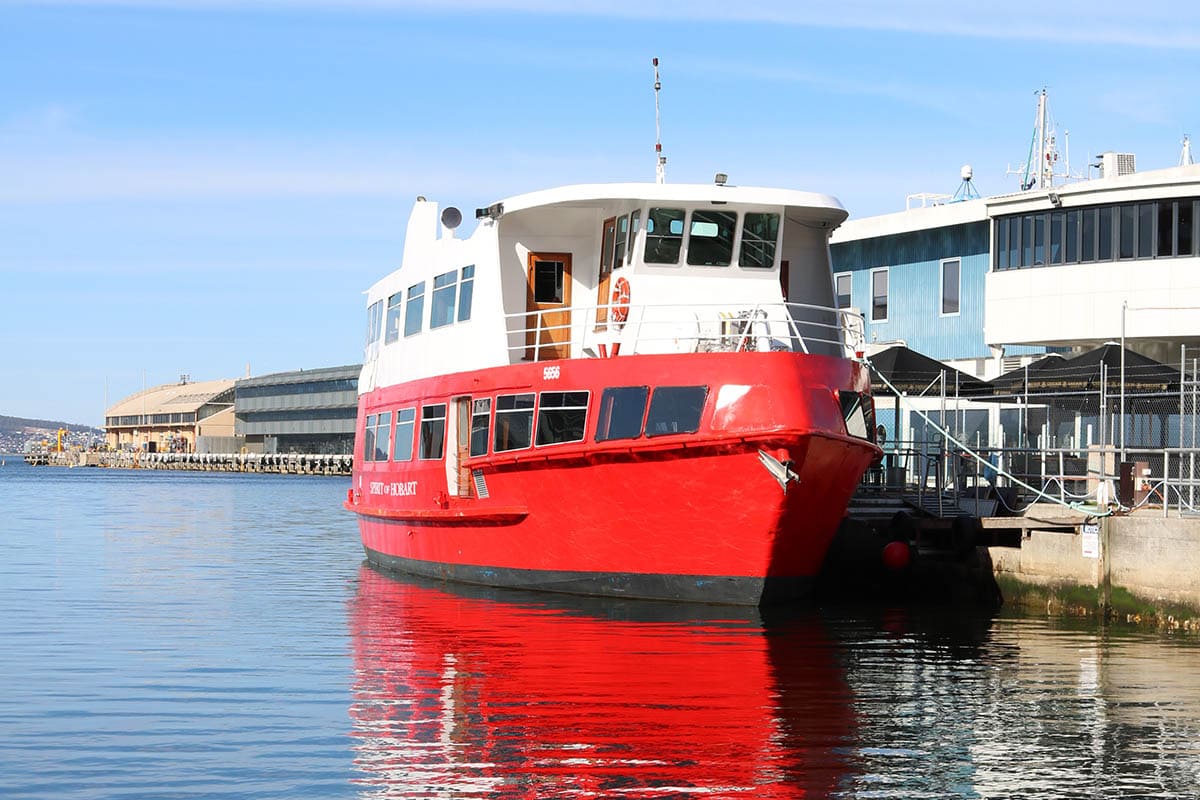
[882,540,911,571]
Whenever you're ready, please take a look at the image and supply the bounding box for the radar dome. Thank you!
[960,164,973,181]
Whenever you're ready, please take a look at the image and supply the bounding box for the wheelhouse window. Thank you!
[645,386,708,437]
[431,270,458,329]
[739,212,779,268]
[404,281,425,337]
[595,386,649,442]
[469,398,491,457]
[626,210,641,264]
[645,207,685,264]
[614,215,629,266]
[687,210,736,266]
[940,259,960,316]
[870,269,888,322]
[392,407,415,461]
[536,391,588,446]
[458,265,475,322]
[839,391,873,440]
[834,273,852,309]
[365,300,383,351]
[419,404,446,460]
[494,393,535,452]
[384,292,403,344]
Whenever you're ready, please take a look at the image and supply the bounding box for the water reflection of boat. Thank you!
[348,563,857,797]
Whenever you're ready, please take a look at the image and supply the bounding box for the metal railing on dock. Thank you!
[26,450,353,476]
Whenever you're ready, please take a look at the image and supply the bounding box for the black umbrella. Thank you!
[999,344,1177,395]
[986,353,1068,396]
[865,345,990,397]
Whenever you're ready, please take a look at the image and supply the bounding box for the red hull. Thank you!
[348,351,877,605]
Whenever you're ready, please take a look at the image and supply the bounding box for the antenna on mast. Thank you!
[653,57,666,184]
[1182,134,1194,166]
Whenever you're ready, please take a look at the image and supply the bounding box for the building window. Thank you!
[494,393,535,452]
[739,212,780,268]
[645,386,708,437]
[995,218,1009,270]
[1181,202,1195,256]
[419,404,446,460]
[430,270,458,329]
[870,269,888,322]
[1119,204,1136,259]
[384,292,403,344]
[1138,202,1154,258]
[458,265,475,322]
[469,398,490,457]
[834,273,852,309]
[941,259,960,316]
[645,208,685,264]
[536,391,589,446]
[404,282,425,337]
[1065,210,1080,263]
[687,210,737,266]
[595,386,649,442]
[392,407,415,461]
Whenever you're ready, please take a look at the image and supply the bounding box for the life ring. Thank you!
[610,276,631,325]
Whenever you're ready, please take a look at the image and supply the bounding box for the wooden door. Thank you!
[526,252,573,360]
[596,217,616,327]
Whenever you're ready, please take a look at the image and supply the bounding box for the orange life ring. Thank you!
[610,276,631,325]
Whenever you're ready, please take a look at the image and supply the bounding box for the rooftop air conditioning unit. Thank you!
[1098,152,1136,178]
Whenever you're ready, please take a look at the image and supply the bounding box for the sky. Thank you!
[2,0,1197,426]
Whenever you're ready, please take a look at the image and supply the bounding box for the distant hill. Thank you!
[0,415,104,454]
[0,414,103,435]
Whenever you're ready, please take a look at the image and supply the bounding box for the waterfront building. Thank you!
[234,364,359,455]
[104,378,235,452]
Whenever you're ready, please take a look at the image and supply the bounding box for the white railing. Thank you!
[505,301,866,362]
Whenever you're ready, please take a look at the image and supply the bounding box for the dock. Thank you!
[25,450,352,476]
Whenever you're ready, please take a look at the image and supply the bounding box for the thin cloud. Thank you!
[10,0,1198,49]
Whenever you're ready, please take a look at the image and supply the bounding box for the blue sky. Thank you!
[2,0,1196,426]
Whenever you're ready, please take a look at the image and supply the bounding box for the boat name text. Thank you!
[369,480,418,497]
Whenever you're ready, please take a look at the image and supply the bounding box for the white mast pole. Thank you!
[653,57,666,184]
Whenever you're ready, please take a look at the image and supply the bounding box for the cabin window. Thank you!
[594,386,649,441]
[458,264,475,321]
[494,393,535,452]
[834,273,852,309]
[739,212,779,268]
[645,386,708,437]
[362,414,376,462]
[469,398,491,457]
[419,404,447,460]
[940,259,960,316]
[839,391,872,439]
[626,210,641,264]
[614,215,629,266]
[373,411,392,462]
[393,407,416,461]
[687,210,736,266]
[404,282,425,337]
[536,391,589,446]
[645,207,685,264]
[431,270,458,329]
[870,268,888,323]
[384,292,403,344]
[365,300,383,347]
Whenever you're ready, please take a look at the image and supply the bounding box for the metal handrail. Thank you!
[505,300,865,361]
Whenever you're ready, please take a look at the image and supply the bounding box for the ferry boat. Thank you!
[345,175,880,605]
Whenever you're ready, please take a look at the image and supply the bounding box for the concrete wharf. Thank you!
[26,450,352,476]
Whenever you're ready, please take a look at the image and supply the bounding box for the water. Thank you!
[3,459,1200,799]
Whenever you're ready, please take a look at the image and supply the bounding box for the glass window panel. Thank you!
[1022,216,1034,267]
[1180,202,1194,256]
[687,210,736,266]
[1098,207,1113,260]
[365,300,383,346]
[494,393,535,452]
[1050,211,1064,264]
[739,212,780,268]
[363,414,376,462]
[941,259,960,315]
[536,391,589,445]
[626,211,641,264]
[835,273,852,309]
[384,292,403,344]
[1119,204,1136,259]
[404,282,425,337]
[996,219,1009,270]
[1081,208,1096,262]
[645,386,708,437]
[419,404,446,460]
[469,398,490,457]
[533,261,564,303]
[1066,211,1080,263]
[1138,203,1154,258]
[645,207,685,264]
[1007,216,1019,270]
[871,269,888,322]
[373,411,392,462]
[393,408,416,461]
[595,386,649,441]
[458,264,475,321]
[1033,213,1046,265]
[431,270,458,328]
[1158,202,1175,256]
[614,215,628,266]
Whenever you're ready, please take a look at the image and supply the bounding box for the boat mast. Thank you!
[653,57,666,184]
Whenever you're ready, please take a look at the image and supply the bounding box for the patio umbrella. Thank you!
[865,345,990,397]
[997,343,1177,395]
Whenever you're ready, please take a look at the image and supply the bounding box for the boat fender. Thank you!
[610,276,631,327]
